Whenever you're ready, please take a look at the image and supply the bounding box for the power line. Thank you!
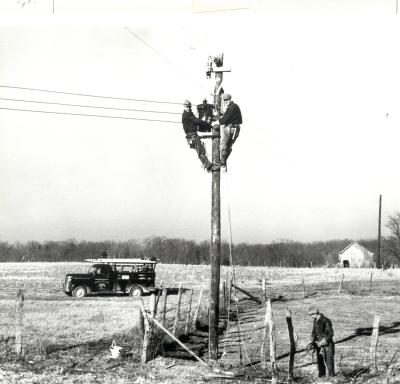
[0,85,182,105]
[124,27,206,91]
[0,107,180,124]
[0,97,181,115]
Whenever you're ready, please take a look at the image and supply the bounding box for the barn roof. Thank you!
[338,242,373,255]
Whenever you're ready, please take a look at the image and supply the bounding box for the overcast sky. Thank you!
[0,1,399,244]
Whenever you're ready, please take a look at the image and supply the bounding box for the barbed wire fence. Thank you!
[1,275,400,382]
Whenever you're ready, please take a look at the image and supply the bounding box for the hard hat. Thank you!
[183,100,191,107]
[222,93,232,101]
[308,305,319,315]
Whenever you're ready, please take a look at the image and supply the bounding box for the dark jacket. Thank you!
[311,314,334,345]
[182,110,212,136]
[220,102,242,125]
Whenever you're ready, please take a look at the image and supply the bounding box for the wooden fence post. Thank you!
[222,281,226,313]
[172,283,183,336]
[370,314,380,374]
[161,288,168,327]
[262,279,266,304]
[268,299,277,384]
[285,308,296,382]
[192,286,203,331]
[369,272,373,292]
[301,276,306,299]
[154,289,162,316]
[261,298,278,382]
[149,293,156,319]
[261,298,278,375]
[139,299,151,364]
[261,299,269,369]
[227,278,232,305]
[184,288,194,336]
[337,273,344,295]
[15,289,24,357]
[139,303,145,339]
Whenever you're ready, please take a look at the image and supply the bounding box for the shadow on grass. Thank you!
[335,321,400,345]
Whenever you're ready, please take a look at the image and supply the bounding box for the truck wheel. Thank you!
[72,286,87,298]
[129,286,143,297]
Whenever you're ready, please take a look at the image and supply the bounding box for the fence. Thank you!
[214,274,400,382]
[1,271,399,382]
[138,284,205,364]
[0,285,205,363]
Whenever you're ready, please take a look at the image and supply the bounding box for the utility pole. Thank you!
[376,194,382,269]
[206,54,230,361]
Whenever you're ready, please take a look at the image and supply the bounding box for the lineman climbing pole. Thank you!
[207,54,231,360]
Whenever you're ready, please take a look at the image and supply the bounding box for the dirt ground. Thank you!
[0,267,400,383]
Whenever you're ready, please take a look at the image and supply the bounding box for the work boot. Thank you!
[203,159,212,171]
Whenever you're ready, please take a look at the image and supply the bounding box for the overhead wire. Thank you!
[124,27,207,92]
[0,97,181,115]
[0,85,182,105]
[0,107,180,124]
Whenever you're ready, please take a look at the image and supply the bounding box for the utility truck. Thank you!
[63,258,157,298]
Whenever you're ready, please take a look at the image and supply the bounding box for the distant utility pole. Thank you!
[206,53,231,361]
[376,194,382,269]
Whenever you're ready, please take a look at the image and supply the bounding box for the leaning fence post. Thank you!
[172,283,183,336]
[184,288,194,336]
[370,314,380,374]
[15,289,24,357]
[286,308,296,382]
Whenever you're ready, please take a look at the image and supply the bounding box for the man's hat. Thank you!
[183,100,191,107]
[308,305,319,315]
[222,93,232,101]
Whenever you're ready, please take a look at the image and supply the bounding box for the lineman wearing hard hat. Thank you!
[182,100,220,172]
[213,93,242,172]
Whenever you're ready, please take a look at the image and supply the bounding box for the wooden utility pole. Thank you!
[208,54,230,360]
[209,68,222,361]
[377,194,382,269]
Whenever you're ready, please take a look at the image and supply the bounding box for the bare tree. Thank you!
[384,213,400,264]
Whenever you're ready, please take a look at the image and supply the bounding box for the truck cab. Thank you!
[63,258,157,298]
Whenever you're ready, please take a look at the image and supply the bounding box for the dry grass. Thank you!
[0,263,400,383]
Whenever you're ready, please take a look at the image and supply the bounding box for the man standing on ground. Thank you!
[213,93,242,172]
[306,305,335,379]
[182,99,220,172]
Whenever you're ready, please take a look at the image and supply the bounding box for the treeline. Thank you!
[0,237,386,267]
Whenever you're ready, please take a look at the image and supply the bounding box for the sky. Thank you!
[0,1,399,244]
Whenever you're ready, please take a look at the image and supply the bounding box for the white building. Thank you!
[338,242,374,268]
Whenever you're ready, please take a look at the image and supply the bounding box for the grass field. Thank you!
[0,263,399,383]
